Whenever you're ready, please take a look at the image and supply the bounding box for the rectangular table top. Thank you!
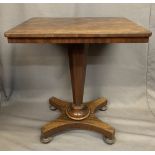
[5,17,152,43]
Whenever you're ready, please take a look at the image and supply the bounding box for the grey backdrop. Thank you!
[0,3,155,150]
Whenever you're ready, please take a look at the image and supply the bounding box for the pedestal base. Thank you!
[40,97,115,144]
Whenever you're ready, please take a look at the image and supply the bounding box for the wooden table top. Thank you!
[5,17,152,43]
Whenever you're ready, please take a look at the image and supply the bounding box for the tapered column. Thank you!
[69,44,86,108]
[66,44,90,120]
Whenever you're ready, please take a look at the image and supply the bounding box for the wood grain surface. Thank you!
[5,17,151,38]
[4,17,152,144]
[41,96,115,142]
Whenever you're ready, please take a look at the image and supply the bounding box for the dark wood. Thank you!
[69,44,86,107]
[4,17,152,144]
[7,37,149,43]
[66,44,90,120]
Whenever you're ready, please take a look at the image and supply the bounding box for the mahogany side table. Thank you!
[4,17,151,144]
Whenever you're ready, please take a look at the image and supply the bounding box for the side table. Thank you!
[5,17,151,144]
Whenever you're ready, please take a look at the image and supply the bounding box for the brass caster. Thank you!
[40,135,53,144]
[49,105,57,111]
[103,136,115,145]
[99,105,107,111]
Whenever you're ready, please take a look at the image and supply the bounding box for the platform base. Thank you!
[40,97,115,144]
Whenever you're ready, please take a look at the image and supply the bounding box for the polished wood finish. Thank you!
[41,97,115,140]
[69,44,86,107]
[5,17,151,43]
[66,44,90,120]
[41,44,115,142]
[4,17,152,144]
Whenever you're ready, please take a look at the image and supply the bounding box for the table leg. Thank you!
[40,44,115,144]
[66,44,90,120]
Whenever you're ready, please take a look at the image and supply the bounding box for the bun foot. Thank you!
[103,136,115,145]
[99,105,108,111]
[49,105,57,111]
[40,135,53,144]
